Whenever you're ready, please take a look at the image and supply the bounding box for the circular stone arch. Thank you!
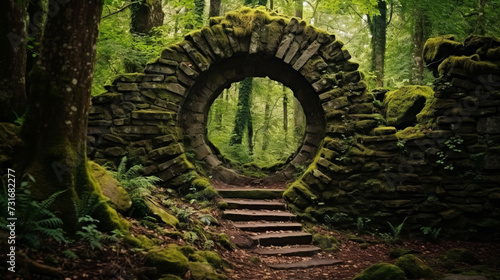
[151,7,371,185]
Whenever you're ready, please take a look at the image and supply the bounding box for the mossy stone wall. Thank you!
[87,9,500,239]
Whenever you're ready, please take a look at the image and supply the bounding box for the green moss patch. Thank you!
[353,263,407,280]
[438,54,499,75]
[395,254,434,279]
[144,248,190,275]
[384,85,435,128]
[188,262,227,280]
[423,35,462,66]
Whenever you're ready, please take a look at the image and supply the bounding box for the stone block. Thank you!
[383,200,412,208]
[477,116,500,134]
[149,144,185,161]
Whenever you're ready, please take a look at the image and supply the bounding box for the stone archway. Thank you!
[88,7,373,186]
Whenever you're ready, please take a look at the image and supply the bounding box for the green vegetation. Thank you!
[109,156,162,217]
[207,77,305,176]
[384,85,435,127]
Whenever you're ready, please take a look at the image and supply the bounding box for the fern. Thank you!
[109,156,162,217]
[0,175,68,249]
[386,217,408,242]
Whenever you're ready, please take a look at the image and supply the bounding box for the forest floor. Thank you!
[3,182,500,280]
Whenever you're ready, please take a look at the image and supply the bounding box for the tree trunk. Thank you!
[261,93,271,152]
[293,97,305,142]
[209,0,221,18]
[283,85,288,145]
[0,0,27,122]
[369,0,387,88]
[476,0,488,35]
[26,0,47,76]
[229,78,253,146]
[131,0,164,34]
[20,0,122,233]
[294,0,303,18]
[410,10,428,85]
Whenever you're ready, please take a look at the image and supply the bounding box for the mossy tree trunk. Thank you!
[131,0,164,34]
[294,0,303,18]
[0,0,27,122]
[368,0,388,88]
[26,0,47,76]
[229,78,253,147]
[19,0,121,233]
[209,0,220,18]
[410,10,429,85]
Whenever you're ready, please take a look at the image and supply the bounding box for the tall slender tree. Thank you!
[130,0,164,34]
[367,0,390,88]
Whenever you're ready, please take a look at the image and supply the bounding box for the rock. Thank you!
[352,263,407,280]
[390,248,421,259]
[89,161,131,212]
[313,233,339,251]
[443,275,489,280]
[144,247,189,275]
[395,254,434,279]
[145,199,179,228]
[158,275,183,280]
[442,248,481,267]
[477,116,500,134]
[187,262,227,280]
[383,85,435,128]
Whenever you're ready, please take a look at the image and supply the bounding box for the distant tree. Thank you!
[131,0,164,34]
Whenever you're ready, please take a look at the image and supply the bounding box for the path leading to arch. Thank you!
[214,183,344,273]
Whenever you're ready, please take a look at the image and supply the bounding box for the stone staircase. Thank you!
[216,187,342,270]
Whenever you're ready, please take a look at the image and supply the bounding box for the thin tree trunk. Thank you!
[369,0,387,88]
[209,0,220,18]
[20,0,121,233]
[26,0,47,77]
[283,85,288,145]
[294,0,303,18]
[131,0,164,34]
[410,10,428,85]
[293,97,305,142]
[262,93,271,152]
[0,0,27,122]
[230,78,253,146]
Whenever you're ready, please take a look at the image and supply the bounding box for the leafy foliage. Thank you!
[109,156,162,217]
[207,77,305,175]
[0,175,67,249]
[76,215,118,250]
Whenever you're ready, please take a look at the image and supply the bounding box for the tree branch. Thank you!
[386,0,394,26]
[101,1,142,20]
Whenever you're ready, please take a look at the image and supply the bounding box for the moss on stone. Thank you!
[218,233,235,250]
[423,35,462,65]
[352,263,407,280]
[438,54,499,75]
[384,85,435,127]
[144,247,190,275]
[125,234,156,249]
[145,199,179,228]
[158,275,183,280]
[192,251,226,268]
[89,161,132,213]
[220,7,290,38]
[313,233,339,251]
[395,125,432,140]
[187,262,227,280]
[395,254,435,279]
[283,181,316,209]
[442,248,481,267]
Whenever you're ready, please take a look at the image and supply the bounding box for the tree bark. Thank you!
[0,0,27,122]
[20,0,122,233]
[229,78,253,146]
[283,85,288,145]
[294,0,303,18]
[26,0,47,76]
[368,0,387,88]
[131,0,164,34]
[293,97,305,142]
[410,10,428,85]
[209,0,221,18]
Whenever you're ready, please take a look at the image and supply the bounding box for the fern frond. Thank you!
[37,217,64,228]
[116,156,129,181]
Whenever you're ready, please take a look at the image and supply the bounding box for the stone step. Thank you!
[223,210,296,222]
[254,245,322,256]
[233,221,303,232]
[216,188,284,199]
[267,259,343,270]
[250,232,312,246]
[221,198,287,210]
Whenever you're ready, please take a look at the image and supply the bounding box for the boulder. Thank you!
[89,161,132,212]
[352,263,407,280]
[383,85,435,128]
[395,254,434,279]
